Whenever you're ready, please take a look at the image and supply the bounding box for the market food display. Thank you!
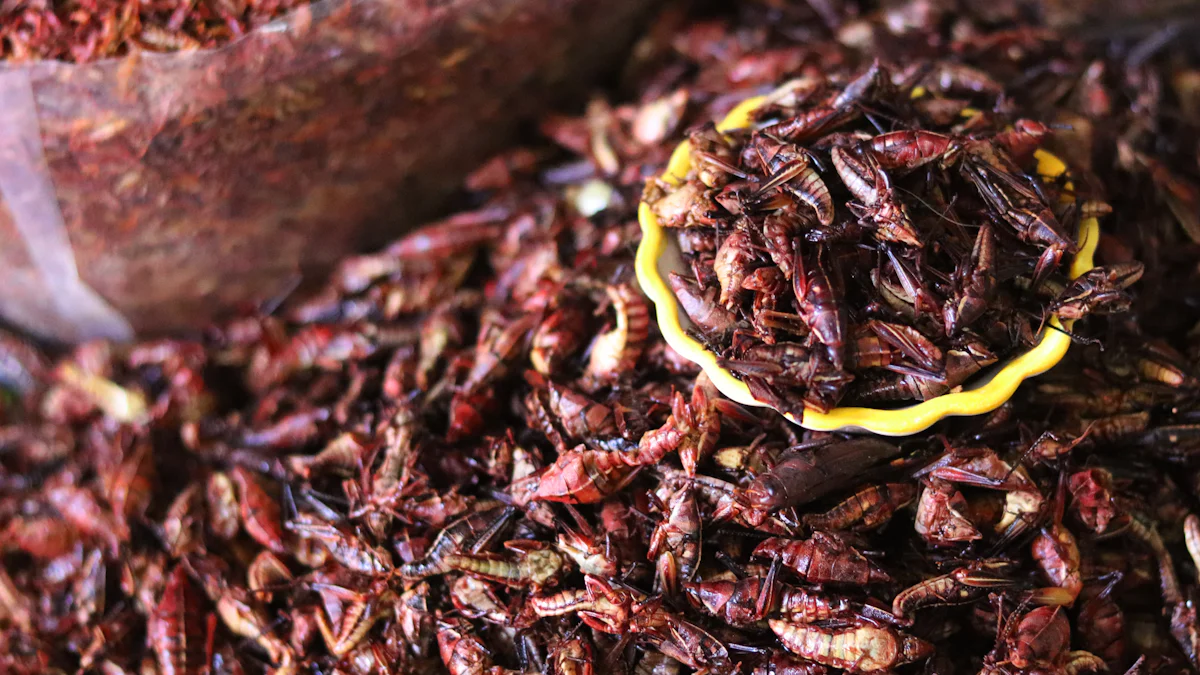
[2,2,1200,674]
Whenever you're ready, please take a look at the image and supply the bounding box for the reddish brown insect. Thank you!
[528,446,641,504]
[753,532,891,586]
[531,576,733,673]
[960,141,1076,284]
[945,224,996,335]
[397,505,515,578]
[1050,262,1145,320]
[1068,469,1119,534]
[982,606,1104,674]
[531,304,591,376]
[1076,577,1126,668]
[288,516,392,575]
[550,634,596,675]
[891,561,1018,621]
[993,119,1051,164]
[713,231,761,310]
[831,146,920,246]
[686,572,883,627]
[915,444,1044,545]
[1033,523,1083,605]
[669,273,739,341]
[1172,514,1200,670]
[673,378,723,475]
[148,566,211,675]
[793,245,846,370]
[229,467,287,555]
[803,482,916,532]
[915,478,981,546]
[867,130,957,170]
[856,341,997,402]
[438,617,511,675]
[246,325,375,391]
[649,483,702,597]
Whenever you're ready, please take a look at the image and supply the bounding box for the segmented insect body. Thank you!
[550,635,596,675]
[915,478,982,545]
[831,146,919,246]
[556,528,619,578]
[450,576,511,625]
[1051,262,1145,320]
[793,247,846,370]
[745,439,900,513]
[529,584,627,629]
[148,565,209,675]
[669,273,738,340]
[1033,523,1084,604]
[762,210,802,279]
[917,445,1044,545]
[286,517,392,575]
[856,343,997,402]
[685,576,856,626]
[674,379,722,475]
[445,541,565,588]
[397,505,515,578]
[649,484,702,596]
[945,223,996,334]
[753,532,890,585]
[1172,514,1200,670]
[314,580,395,658]
[923,62,1002,96]
[1077,579,1126,667]
[986,606,1105,674]
[768,620,933,672]
[867,130,957,170]
[960,141,1076,284]
[438,617,516,675]
[531,446,641,504]
[803,483,916,532]
[993,119,1051,163]
[532,304,591,375]
[530,576,732,673]
[229,467,287,555]
[891,563,1016,620]
[585,283,651,386]
[714,231,761,309]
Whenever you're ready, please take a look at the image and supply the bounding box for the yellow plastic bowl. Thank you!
[636,96,1099,436]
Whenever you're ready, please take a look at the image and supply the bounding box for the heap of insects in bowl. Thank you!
[645,61,1141,415]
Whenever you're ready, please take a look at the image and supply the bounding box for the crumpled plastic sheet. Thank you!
[0,0,652,342]
[0,71,134,342]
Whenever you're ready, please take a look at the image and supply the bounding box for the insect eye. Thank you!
[747,477,785,509]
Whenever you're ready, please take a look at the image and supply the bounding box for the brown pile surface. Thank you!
[3,2,1200,674]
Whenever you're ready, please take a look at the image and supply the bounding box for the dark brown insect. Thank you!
[741,438,900,513]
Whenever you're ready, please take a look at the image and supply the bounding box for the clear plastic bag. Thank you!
[0,0,652,342]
